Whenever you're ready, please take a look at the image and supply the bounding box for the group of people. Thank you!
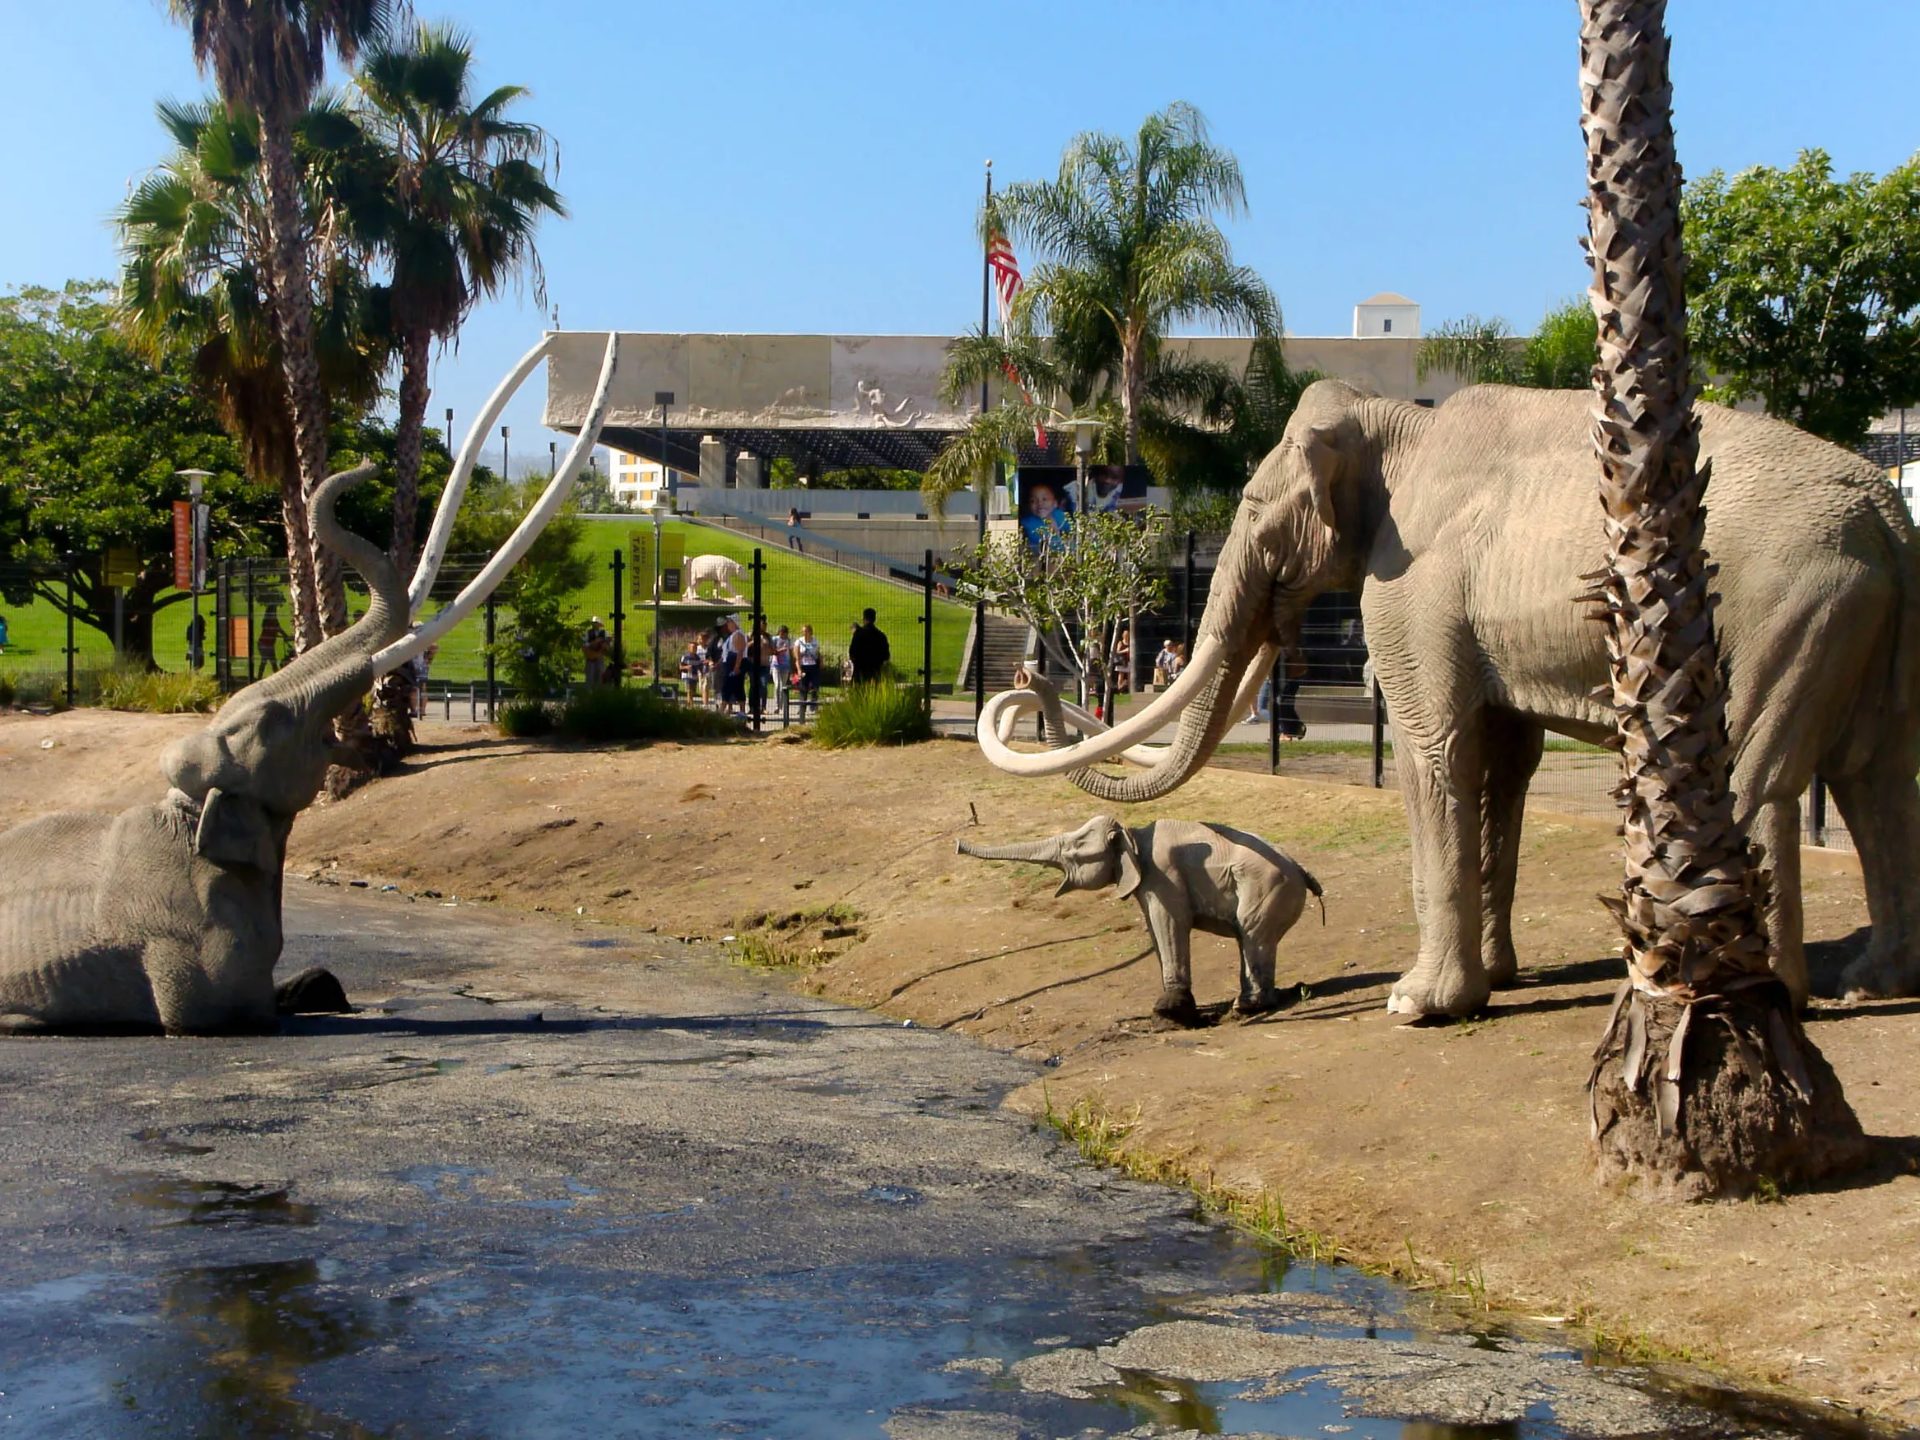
[677,608,892,718]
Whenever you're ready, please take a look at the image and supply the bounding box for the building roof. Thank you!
[1356,292,1417,308]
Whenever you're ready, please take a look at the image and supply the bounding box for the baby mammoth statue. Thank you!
[0,464,402,1035]
[958,814,1323,1025]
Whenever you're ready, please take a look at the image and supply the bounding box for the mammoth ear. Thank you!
[1301,427,1342,530]
[1112,824,1143,900]
[195,787,280,873]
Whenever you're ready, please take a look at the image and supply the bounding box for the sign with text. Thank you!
[631,528,686,599]
[172,502,193,591]
[104,548,142,587]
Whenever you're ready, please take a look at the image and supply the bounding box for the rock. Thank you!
[275,967,352,1015]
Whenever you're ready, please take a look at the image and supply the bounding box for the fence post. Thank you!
[244,558,256,682]
[64,555,75,707]
[922,548,934,717]
[484,596,497,721]
[974,594,987,721]
[610,545,625,686]
[215,561,231,693]
[1810,775,1828,847]
[750,547,764,733]
[1371,679,1386,789]
[1268,652,1282,775]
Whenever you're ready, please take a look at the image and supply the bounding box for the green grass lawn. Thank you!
[1,518,973,695]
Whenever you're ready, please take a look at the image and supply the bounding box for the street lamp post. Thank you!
[444,406,454,449]
[1066,418,1104,520]
[500,425,510,480]
[652,391,674,694]
[176,469,214,670]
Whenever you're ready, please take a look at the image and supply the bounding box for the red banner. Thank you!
[172,501,193,592]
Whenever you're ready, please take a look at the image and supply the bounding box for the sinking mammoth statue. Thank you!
[0,332,627,1036]
[978,380,1920,1017]
[0,465,402,1034]
[959,813,1323,1024]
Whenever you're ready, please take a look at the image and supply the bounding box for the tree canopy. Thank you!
[1417,298,1598,389]
[0,281,276,662]
[1683,148,1920,445]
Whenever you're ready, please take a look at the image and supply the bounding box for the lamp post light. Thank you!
[176,469,214,670]
[1065,417,1105,522]
[500,425,510,479]
[444,406,454,448]
[652,391,674,694]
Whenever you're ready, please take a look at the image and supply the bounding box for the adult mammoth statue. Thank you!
[0,465,404,1034]
[977,380,1920,1017]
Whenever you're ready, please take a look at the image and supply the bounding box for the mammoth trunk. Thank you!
[956,838,1062,866]
[1070,640,1266,805]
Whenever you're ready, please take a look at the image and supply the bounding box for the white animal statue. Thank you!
[958,813,1323,1025]
[975,380,1920,1017]
[674,553,747,603]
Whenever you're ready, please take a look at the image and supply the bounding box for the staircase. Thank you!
[956,612,1034,694]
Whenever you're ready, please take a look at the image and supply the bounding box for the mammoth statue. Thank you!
[958,814,1323,1024]
[0,465,404,1035]
[977,380,1920,1017]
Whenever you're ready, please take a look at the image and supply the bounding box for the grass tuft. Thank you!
[96,666,222,714]
[496,698,556,737]
[557,686,742,743]
[811,679,934,749]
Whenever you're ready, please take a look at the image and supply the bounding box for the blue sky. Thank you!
[3,0,1916,461]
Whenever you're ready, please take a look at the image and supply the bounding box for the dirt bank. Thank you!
[7,710,1917,1427]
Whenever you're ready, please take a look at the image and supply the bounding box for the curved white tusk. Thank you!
[975,635,1226,776]
[406,333,559,620]
[375,332,621,676]
[982,687,1172,767]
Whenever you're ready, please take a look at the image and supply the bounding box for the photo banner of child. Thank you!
[1016,467,1076,553]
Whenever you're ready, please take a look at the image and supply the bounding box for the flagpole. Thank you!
[976,160,993,724]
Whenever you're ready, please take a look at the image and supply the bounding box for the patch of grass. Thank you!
[556,685,741,743]
[812,679,935,748]
[727,933,838,969]
[96,666,222,713]
[496,698,556,737]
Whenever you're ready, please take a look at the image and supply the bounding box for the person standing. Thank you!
[0,610,8,654]
[582,617,609,687]
[848,607,891,684]
[255,605,285,673]
[795,623,821,711]
[722,616,749,715]
[786,506,805,554]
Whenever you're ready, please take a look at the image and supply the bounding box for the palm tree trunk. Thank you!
[1121,336,1144,466]
[256,111,346,645]
[1577,0,1863,1197]
[390,325,432,572]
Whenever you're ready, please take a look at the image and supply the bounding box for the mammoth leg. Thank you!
[1140,896,1200,1026]
[1231,879,1304,1017]
[1833,770,1920,999]
[1388,719,1490,1019]
[1480,710,1544,990]
[1749,796,1807,1008]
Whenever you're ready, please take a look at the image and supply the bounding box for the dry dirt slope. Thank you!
[4,710,1918,1427]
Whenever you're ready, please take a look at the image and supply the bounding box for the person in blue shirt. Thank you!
[1020,482,1072,552]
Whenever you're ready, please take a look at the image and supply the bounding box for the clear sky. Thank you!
[3,0,1915,464]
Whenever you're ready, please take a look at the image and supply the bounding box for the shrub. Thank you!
[812,679,934,749]
[97,666,222,714]
[556,685,740,743]
[0,674,13,708]
[497,698,556,737]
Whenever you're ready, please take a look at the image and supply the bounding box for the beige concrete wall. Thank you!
[545,331,1473,436]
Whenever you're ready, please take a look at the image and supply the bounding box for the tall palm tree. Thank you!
[992,103,1279,466]
[169,0,392,638]
[119,96,389,648]
[1577,0,1862,1195]
[351,22,563,572]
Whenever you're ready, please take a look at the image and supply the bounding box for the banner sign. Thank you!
[631,528,686,600]
[228,617,251,659]
[104,548,142,587]
[172,502,193,591]
[660,531,684,598]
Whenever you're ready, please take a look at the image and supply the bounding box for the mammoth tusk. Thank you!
[374,332,622,677]
[975,635,1226,776]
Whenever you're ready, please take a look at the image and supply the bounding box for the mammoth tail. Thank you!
[1301,865,1325,925]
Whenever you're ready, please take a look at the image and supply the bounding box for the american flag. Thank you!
[986,228,1047,449]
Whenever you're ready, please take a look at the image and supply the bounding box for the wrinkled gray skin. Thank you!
[1067,381,1920,1016]
[959,815,1323,1025]
[0,465,406,1035]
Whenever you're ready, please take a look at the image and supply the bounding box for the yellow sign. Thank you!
[632,528,685,599]
[104,548,142,587]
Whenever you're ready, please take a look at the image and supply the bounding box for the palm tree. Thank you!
[352,21,564,571]
[119,96,389,648]
[991,103,1279,467]
[1417,300,1598,389]
[168,0,392,638]
[1577,0,1862,1195]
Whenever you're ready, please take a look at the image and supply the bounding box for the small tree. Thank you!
[959,507,1168,715]
[490,563,577,699]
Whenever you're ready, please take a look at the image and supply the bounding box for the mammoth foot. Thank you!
[275,967,353,1016]
[1483,944,1520,991]
[1231,988,1285,1019]
[1839,949,1920,1004]
[1385,965,1490,1020]
[1152,988,1203,1029]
